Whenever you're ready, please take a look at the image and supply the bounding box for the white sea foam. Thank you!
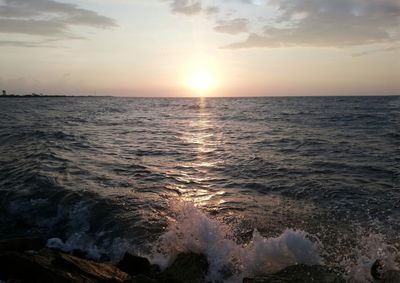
[150,200,321,282]
[47,234,130,262]
[47,235,102,260]
[344,233,399,282]
[45,199,399,282]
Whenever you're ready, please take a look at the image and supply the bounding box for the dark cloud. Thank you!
[0,39,60,48]
[352,45,400,57]
[205,6,219,15]
[0,18,68,36]
[224,0,400,49]
[165,0,202,15]
[0,0,116,39]
[0,40,37,47]
[163,0,218,16]
[160,0,399,49]
[214,18,249,35]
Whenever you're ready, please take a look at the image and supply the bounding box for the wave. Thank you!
[30,199,399,283]
[149,200,321,282]
[149,201,400,282]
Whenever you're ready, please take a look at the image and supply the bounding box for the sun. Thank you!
[188,70,214,93]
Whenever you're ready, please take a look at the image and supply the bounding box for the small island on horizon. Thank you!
[0,89,102,98]
[1,89,66,97]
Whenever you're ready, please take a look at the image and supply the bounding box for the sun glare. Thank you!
[188,70,214,93]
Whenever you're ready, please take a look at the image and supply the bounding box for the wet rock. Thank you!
[117,252,152,277]
[243,264,345,283]
[70,248,110,262]
[46,237,65,251]
[370,259,400,283]
[163,252,209,283]
[382,270,400,283]
[71,248,89,259]
[0,250,79,282]
[132,274,159,283]
[54,252,131,282]
[0,237,46,252]
[0,248,130,283]
[150,264,161,274]
[371,259,384,280]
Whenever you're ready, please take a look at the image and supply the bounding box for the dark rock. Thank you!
[370,259,400,282]
[99,253,112,263]
[117,253,152,277]
[132,274,159,283]
[24,250,39,256]
[54,252,131,282]
[0,248,130,283]
[243,264,345,283]
[0,250,79,282]
[163,252,209,283]
[0,237,46,252]
[71,248,89,259]
[155,271,180,283]
[150,264,161,274]
[69,248,110,262]
[371,259,384,280]
[382,270,400,283]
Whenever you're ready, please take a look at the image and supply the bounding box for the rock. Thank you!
[370,260,400,283]
[243,264,345,283]
[150,264,161,274]
[0,237,46,252]
[0,250,77,282]
[0,248,131,283]
[71,248,89,259]
[117,252,152,277]
[24,250,39,256]
[132,274,159,283]
[46,238,65,251]
[382,270,400,283]
[54,252,131,282]
[371,259,384,280]
[163,252,209,283]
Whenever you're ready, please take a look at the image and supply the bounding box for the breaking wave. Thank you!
[150,200,321,282]
[39,200,399,283]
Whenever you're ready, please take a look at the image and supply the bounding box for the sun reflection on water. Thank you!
[173,97,226,206]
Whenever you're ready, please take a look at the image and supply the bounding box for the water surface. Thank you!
[0,96,399,281]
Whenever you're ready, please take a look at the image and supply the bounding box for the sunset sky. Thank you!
[0,0,399,97]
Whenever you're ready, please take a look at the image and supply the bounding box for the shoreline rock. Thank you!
[243,264,345,283]
[1,237,399,283]
[162,252,209,283]
[0,249,130,283]
[0,237,46,252]
[116,252,152,277]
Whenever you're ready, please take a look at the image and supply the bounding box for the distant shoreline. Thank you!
[0,94,398,99]
[0,95,105,98]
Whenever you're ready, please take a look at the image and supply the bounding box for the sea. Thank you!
[0,96,399,282]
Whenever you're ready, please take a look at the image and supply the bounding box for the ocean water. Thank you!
[0,96,399,282]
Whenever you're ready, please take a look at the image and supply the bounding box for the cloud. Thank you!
[214,18,249,34]
[0,0,116,40]
[205,6,219,15]
[0,39,61,48]
[0,18,69,36]
[0,40,44,47]
[159,0,399,49]
[164,0,202,15]
[163,0,218,16]
[224,0,400,49]
[352,45,400,57]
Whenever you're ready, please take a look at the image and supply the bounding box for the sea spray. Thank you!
[41,200,400,282]
[343,232,399,282]
[150,200,321,282]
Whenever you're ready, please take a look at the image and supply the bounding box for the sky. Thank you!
[0,0,399,97]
